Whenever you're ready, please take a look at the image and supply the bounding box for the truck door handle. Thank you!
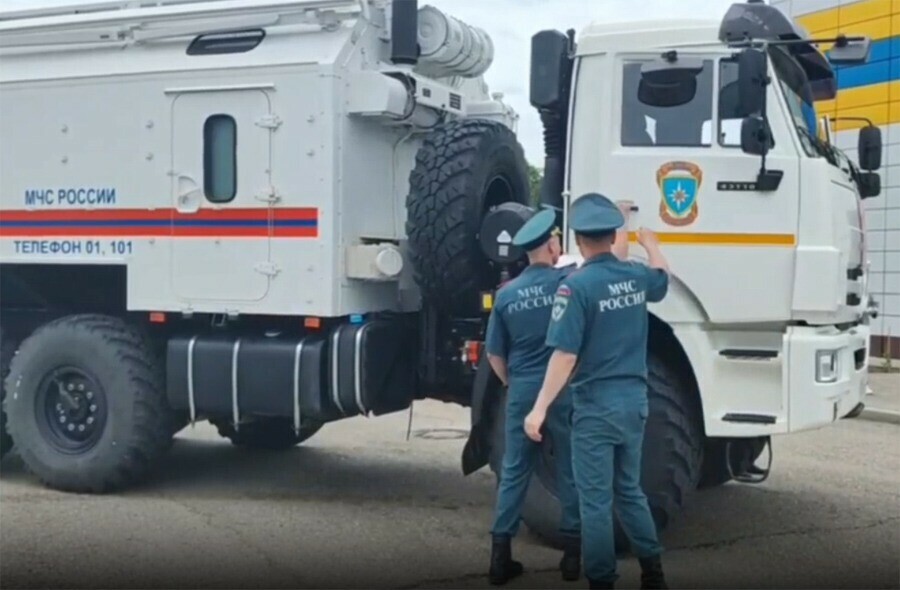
[174,174,201,212]
[178,188,200,205]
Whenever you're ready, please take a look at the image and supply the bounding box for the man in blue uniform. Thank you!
[484,208,581,585]
[523,193,671,590]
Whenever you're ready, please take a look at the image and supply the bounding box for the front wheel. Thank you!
[490,350,703,551]
[5,315,174,492]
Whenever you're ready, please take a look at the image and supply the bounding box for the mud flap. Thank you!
[727,436,773,484]
[461,354,502,475]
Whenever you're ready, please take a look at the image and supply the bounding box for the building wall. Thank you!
[772,0,899,357]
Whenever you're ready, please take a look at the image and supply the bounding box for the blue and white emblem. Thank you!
[657,161,702,226]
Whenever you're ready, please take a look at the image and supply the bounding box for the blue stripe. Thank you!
[835,58,898,89]
[0,219,317,228]
[829,37,899,90]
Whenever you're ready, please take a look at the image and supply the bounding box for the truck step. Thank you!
[718,349,779,361]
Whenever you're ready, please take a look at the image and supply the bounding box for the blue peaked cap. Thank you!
[512,208,558,252]
[568,193,624,234]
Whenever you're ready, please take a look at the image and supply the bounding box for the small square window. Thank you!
[203,114,237,203]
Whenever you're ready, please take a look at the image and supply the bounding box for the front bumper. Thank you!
[786,324,869,433]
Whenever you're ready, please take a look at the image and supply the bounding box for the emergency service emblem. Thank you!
[656,161,702,226]
[551,285,571,321]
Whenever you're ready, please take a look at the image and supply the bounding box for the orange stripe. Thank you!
[626,232,796,247]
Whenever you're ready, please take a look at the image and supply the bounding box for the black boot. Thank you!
[639,555,668,590]
[588,580,614,589]
[559,534,581,581]
[488,535,524,585]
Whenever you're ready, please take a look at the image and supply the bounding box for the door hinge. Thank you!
[254,261,280,277]
[255,114,282,130]
[255,186,282,204]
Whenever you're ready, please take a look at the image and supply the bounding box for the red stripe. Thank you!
[273,227,318,238]
[0,207,318,222]
[1,227,170,237]
[1,227,320,238]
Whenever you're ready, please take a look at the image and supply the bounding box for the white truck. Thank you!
[0,0,883,547]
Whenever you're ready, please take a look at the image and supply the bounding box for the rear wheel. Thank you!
[490,349,703,551]
[0,328,16,460]
[214,417,323,450]
[5,315,174,492]
[406,119,530,316]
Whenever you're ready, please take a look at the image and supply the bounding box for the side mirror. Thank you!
[827,36,872,65]
[741,115,773,156]
[858,172,881,199]
[637,55,703,108]
[530,30,572,111]
[737,49,768,116]
[858,125,883,171]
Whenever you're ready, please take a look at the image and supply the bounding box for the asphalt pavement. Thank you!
[1,393,898,589]
[864,372,900,424]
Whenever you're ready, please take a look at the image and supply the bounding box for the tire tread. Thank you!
[405,119,528,314]
[5,314,172,493]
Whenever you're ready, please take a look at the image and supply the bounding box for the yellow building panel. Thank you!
[842,15,892,40]
[831,103,890,130]
[814,16,890,51]
[891,100,900,124]
[839,0,892,26]
[797,7,839,34]
[798,1,893,40]
[816,82,893,117]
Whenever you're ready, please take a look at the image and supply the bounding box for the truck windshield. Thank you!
[769,46,829,161]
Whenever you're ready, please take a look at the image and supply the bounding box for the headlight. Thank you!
[816,350,839,383]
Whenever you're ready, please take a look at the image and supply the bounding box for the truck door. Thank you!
[170,89,273,302]
[588,54,800,323]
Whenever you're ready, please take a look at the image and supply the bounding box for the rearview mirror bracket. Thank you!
[736,48,781,192]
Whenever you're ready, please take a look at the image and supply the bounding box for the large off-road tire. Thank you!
[0,328,16,460]
[489,350,703,551]
[406,119,530,316]
[5,314,174,493]
[698,437,767,489]
[213,417,323,451]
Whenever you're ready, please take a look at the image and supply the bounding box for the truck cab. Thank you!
[532,2,882,439]
[490,0,884,546]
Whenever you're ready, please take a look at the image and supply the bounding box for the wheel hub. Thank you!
[39,368,106,453]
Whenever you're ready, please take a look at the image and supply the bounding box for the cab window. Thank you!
[621,59,714,148]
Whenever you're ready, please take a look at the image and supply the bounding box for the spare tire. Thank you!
[406,119,530,316]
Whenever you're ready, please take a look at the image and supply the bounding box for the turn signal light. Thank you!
[304,317,322,329]
[149,312,166,324]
